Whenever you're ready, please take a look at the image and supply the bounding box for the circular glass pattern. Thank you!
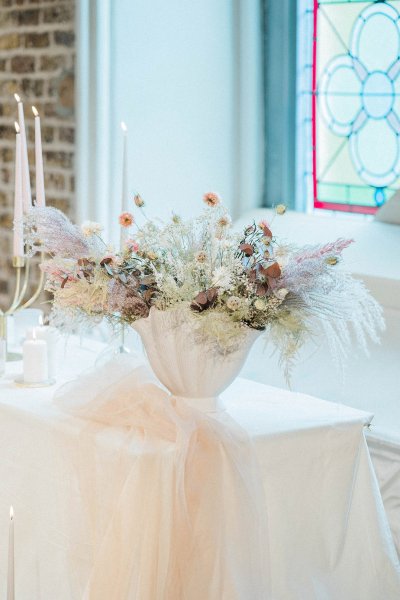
[318,1,400,193]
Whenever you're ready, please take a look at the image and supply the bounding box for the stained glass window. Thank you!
[297,0,400,213]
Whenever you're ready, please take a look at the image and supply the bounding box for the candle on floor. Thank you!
[32,106,46,208]
[14,93,32,213]
[23,331,48,383]
[13,121,24,258]
[7,506,14,600]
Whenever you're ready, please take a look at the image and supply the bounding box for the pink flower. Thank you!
[126,239,139,253]
[258,219,270,230]
[203,192,221,207]
[119,212,134,227]
[133,194,144,207]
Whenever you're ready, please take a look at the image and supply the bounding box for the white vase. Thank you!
[132,307,261,413]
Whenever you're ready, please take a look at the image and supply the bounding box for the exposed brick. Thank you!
[0,79,19,95]
[0,9,39,27]
[59,126,74,144]
[0,213,13,229]
[44,151,73,169]
[44,172,65,190]
[28,125,54,144]
[0,33,21,50]
[54,30,74,47]
[25,32,49,48]
[0,0,76,306]
[40,55,65,71]
[21,77,44,95]
[43,102,56,117]
[0,148,14,163]
[43,5,74,24]
[17,9,39,25]
[0,125,15,140]
[0,169,11,184]
[11,55,35,73]
[47,197,70,212]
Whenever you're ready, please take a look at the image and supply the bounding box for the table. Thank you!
[0,338,399,599]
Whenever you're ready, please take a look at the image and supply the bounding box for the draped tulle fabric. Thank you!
[54,354,271,600]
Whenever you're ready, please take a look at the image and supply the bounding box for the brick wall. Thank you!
[0,0,75,307]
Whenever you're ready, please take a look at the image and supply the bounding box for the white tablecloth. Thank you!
[0,338,399,599]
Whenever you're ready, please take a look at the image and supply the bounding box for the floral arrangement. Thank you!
[25,193,384,378]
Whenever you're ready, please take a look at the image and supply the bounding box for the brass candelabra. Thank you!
[0,253,45,361]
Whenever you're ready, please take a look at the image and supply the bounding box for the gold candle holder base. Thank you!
[0,253,45,362]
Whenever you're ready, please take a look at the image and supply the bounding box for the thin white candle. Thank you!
[13,122,24,258]
[120,121,129,249]
[14,93,32,213]
[32,106,45,208]
[7,506,14,600]
[121,121,128,212]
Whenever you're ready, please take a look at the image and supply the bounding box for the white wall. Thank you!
[110,0,236,225]
[77,0,263,241]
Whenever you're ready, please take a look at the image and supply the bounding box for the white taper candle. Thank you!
[14,93,32,213]
[13,122,24,258]
[7,506,14,600]
[32,106,46,208]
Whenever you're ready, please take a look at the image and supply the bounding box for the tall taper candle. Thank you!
[14,93,32,213]
[120,121,128,249]
[32,106,46,207]
[13,122,24,258]
[7,506,14,600]
[120,121,128,212]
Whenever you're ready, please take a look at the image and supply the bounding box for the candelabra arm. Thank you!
[4,264,23,315]
[18,253,45,311]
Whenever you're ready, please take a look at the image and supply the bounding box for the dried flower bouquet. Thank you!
[25,193,384,378]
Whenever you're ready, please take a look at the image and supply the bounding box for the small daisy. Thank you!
[81,221,103,237]
[126,239,139,253]
[217,214,231,228]
[119,212,134,227]
[203,192,221,207]
[195,251,207,263]
[258,219,270,230]
[275,288,288,300]
[226,296,242,311]
[254,298,267,311]
[276,204,286,215]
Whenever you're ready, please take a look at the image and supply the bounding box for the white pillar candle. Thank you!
[23,333,48,383]
[13,122,24,258]
[27,325,59,378]
[7,506,14,600]
[14,94,32,213]
[32,106,46,208]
